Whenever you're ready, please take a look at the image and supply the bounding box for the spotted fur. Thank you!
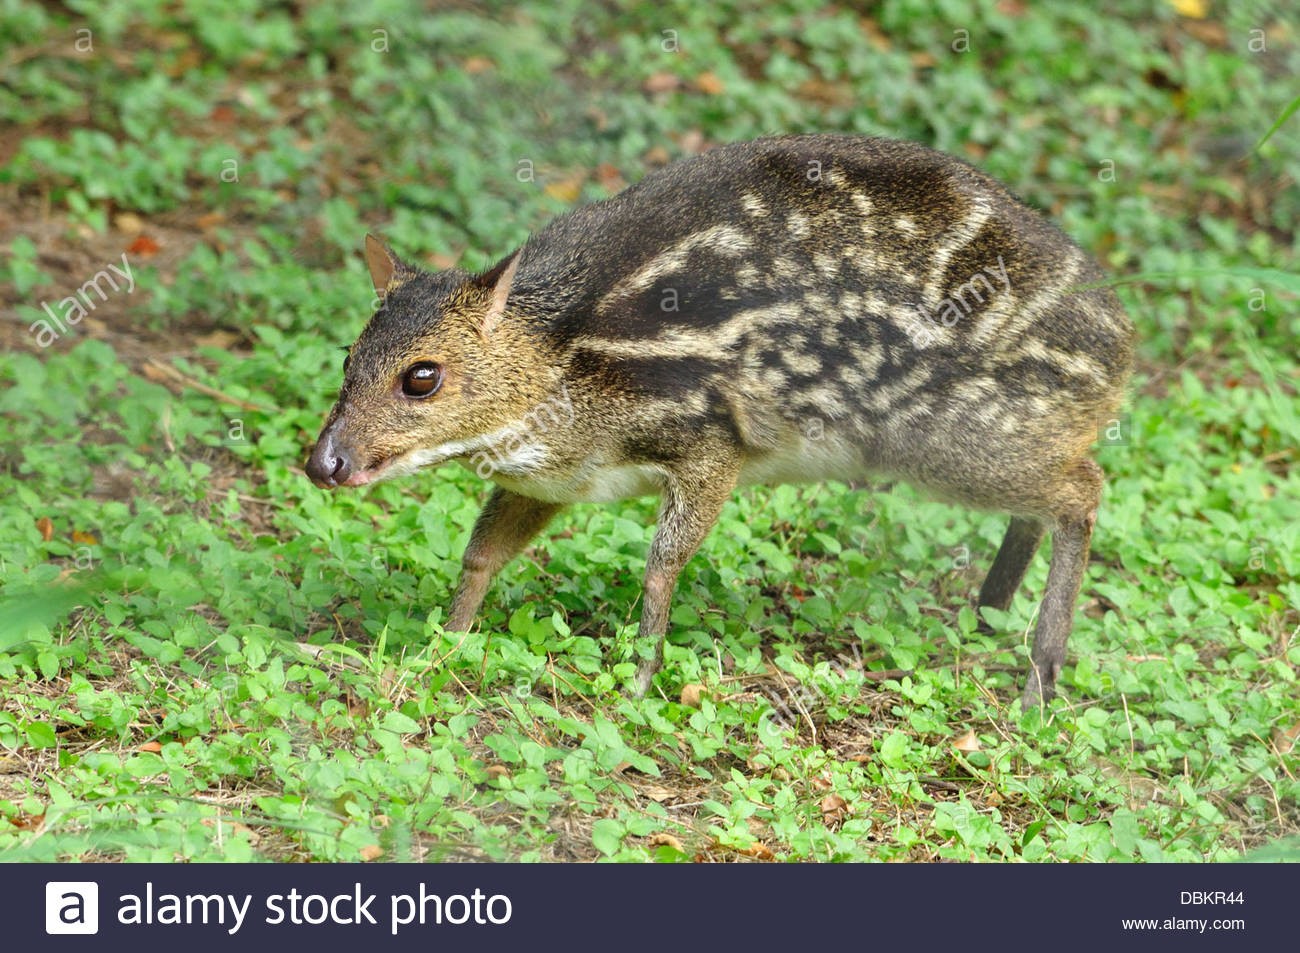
[306,134,1135,705]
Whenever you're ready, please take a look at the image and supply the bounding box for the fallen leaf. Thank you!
[200,817,255,838]
[860,18,892,51]
[36,517,54,541]
[678,129,707,154]
[1273,722,1300,755]
[462,55,493,74]
[195,330,239,349]
[796,78,854,108]
[733,842,775,861]
[209,104,237,123]
[909,51,937,69]
[195,211,226,230]
[359,844,384,862]
[643,145,671,166]
[71,530,98,546]
[595,162,625,193]
[694,71,725,95]
[952,729,982,753]
[1183,20,1228,46]
[637,783,679,803]
[427,251,459,270]
[11,812,45,832]
[680,683,705,707]
[820,793,850,823]
[114,212,144,235]
[642,72,681,94]
[543,173,585,204]
[647,832,684,852]
[484,764,511,780]
[139,741,163,753]
[1169,0,1208,18]
[127,235,161,256]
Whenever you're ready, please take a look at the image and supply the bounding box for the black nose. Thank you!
[305,424,353,488]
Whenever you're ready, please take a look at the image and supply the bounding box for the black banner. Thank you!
[5,862,1287,950]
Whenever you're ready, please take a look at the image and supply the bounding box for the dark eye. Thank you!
[401,362,443,398]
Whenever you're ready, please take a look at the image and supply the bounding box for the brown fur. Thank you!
[306,135,1135,705]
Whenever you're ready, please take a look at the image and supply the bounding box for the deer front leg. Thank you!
[631,457,739,697]
[446,486,563,632]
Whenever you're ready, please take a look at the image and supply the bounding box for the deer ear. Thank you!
[364,234,411,299]
[473,250,520,338]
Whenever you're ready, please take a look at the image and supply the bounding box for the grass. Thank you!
[0,0,1297,862]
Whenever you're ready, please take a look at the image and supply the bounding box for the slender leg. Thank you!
[1021,460,1102,706]
[445,487,563,632]
[631,458,739,697]
[977,516,1046,626]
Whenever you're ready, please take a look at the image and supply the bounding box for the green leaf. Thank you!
[25,721,57,748]
[591,818,625,857]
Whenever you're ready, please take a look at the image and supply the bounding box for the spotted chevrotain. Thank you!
[306,134,1134,705]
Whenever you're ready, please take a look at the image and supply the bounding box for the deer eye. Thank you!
[401,362,444,398]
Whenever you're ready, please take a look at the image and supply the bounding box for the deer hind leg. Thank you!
[1021,458,1103,707]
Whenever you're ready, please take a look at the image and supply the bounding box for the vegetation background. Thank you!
[0,0,1296,862]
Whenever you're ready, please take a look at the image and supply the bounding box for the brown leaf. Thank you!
[139,741,163,753]
[462,56,493,74]
[484,764,511,780]
[201,817,256,839]
[1273,722,1300,755]
[643,145,671,166]
[427,251,460,270]
[952,729,981,753]
[195,211,226,231]
[195,330,240,350]
[820,793,850,823]
[733,842,775,861]
[595,162,625,193]
[36,517,54,541]
[637,783,678,803]
[646,832,684,852]
[12,812,45,832]
[127,235,161,257]
[680,683,705,707]
[114,212,145,235]
[860,18,892,52]
[693,71,725,95]
[796,79,854,108]
[642,72,681,94]
[359,844,384,862]
[678,129,707,154]
[70,530,99,546]
[1183,20,1228,47]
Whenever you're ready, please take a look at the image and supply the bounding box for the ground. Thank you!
[0,0,1297,862]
